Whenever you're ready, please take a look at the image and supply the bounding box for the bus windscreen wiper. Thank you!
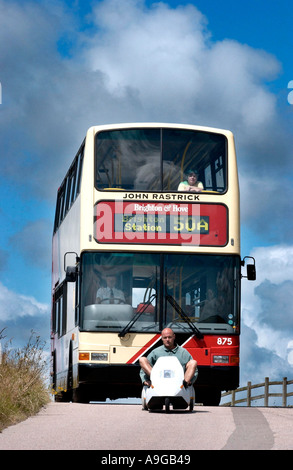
[165,294,204,339]
[118,294,157,338]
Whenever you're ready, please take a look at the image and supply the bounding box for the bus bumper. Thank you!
[196,365,239,391]
[77,363,239,401]
[78,363,142,400]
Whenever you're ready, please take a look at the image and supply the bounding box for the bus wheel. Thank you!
[165,397,170,413]
[72,385,90,403]
[52,351,65,402]
[61,349,74,402]
[52,351,57,397]
[197,387,221,406]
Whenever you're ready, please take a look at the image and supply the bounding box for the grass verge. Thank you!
[0,329,50,433]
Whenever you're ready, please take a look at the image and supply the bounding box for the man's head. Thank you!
[161,328,176,350]
[105,274,117,288]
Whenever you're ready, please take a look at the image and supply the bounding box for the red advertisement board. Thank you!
[94,201,228,246]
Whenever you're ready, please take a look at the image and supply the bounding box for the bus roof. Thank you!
[86,122,234,138]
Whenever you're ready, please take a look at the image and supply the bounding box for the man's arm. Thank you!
[139,351,157,383]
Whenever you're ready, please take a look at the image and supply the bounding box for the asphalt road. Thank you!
[0,402,292,451]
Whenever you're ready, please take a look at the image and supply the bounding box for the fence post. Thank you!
[282,377,287,407]
[231,389,235,406]
[247,381,251,406]
[264,377,269,407]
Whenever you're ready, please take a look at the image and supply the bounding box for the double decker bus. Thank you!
[51,123,255,405]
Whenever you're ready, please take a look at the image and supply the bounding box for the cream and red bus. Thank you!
[51,123,255,405]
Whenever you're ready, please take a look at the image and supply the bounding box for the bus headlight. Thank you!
[213,355,229,364]
[91,353,108,361]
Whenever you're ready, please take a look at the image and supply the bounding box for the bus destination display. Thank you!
[94,201,228,246]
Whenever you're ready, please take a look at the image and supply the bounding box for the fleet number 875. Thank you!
[217,337,232,345]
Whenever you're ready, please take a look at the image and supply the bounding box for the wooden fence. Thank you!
[221,377,293,407]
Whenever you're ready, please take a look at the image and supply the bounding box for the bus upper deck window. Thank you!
[95,128,227,193]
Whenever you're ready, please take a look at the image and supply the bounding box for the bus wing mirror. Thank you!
[247,263,256,281]
[241,256,256,281]
[64,251,79,282]
[65,266,78,282]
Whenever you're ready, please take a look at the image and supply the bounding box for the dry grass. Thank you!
[0,329,50,432]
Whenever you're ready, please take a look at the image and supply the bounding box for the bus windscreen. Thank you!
[80,252,240,334]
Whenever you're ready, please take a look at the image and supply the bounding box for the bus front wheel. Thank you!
[196,387,221,406]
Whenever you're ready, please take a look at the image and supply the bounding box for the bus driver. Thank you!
[96,274,125,304]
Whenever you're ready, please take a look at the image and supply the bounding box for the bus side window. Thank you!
[75,146,84,198]
[53,283,67,337]
[53,144,84,233]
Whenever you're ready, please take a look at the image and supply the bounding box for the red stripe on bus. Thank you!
[127,334,161,364]
[180,335,195,348]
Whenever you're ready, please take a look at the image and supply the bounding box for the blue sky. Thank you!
[0,0,293,388]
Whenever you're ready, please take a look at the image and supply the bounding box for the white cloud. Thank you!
[0,282,50,348]
[88,0,208,104]
[250,245,293,284]
[84,0,282,133]
[241,245,293,383]
[240,323,292,385]
[0,282,49,322]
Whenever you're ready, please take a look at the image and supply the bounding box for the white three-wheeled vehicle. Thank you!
[141,356,195,412]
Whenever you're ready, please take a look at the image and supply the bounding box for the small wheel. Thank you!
[142,397,148,410]
[189,398,194,412]
[165,397,170,413]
